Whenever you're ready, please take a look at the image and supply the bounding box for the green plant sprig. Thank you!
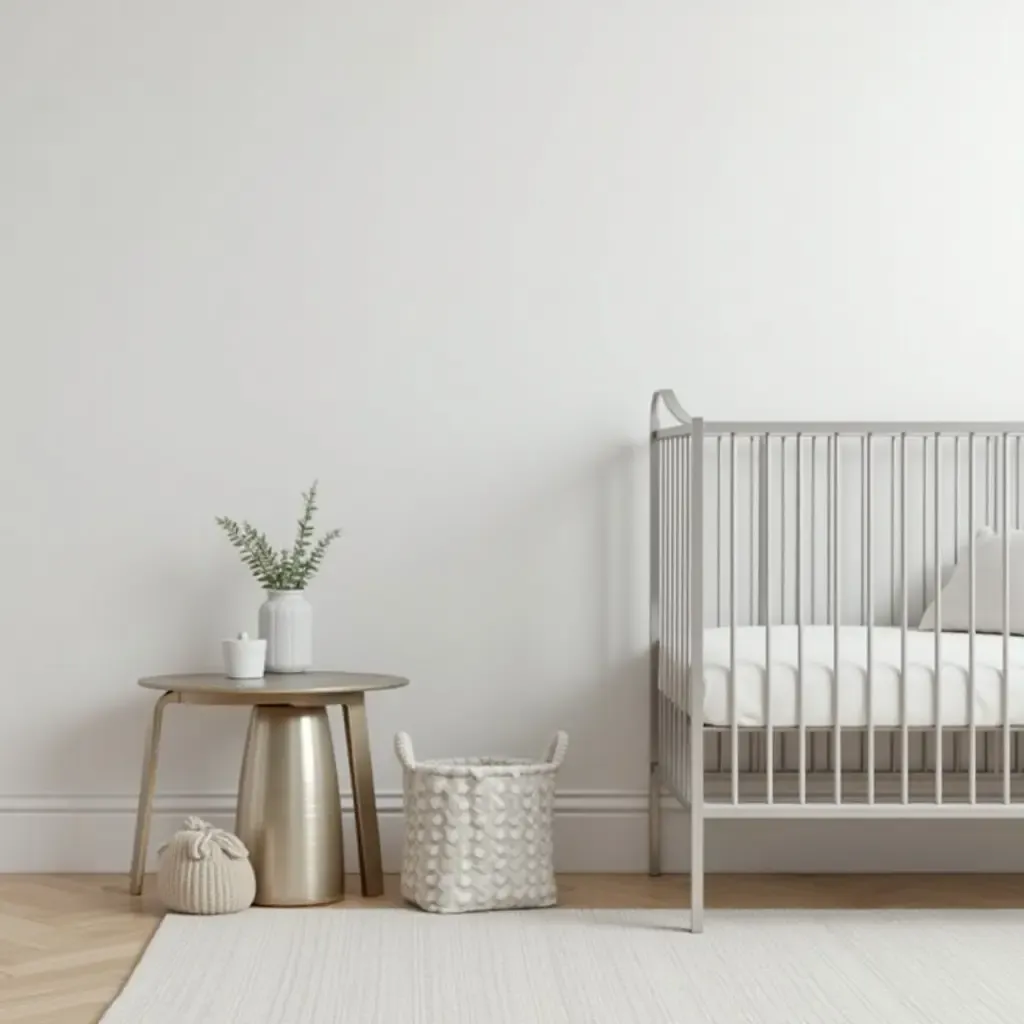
[216,481,342,591]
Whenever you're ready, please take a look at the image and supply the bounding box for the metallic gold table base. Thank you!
[236,706,344,907]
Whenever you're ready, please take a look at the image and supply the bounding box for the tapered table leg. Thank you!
[343,695,384,897]
[129,692,174,895]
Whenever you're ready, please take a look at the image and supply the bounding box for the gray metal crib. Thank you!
[649,389,1024,932]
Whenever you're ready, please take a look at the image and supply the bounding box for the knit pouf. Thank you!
[157,817,256,915]
[396,731,568,914]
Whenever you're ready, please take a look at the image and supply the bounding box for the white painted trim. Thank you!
[0,790,647,817]
[0,790,663,875]
[4,791,1024,873]
[0,792,402,816]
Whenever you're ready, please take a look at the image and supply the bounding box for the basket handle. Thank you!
[544,731,569,769]
[395,731,416,770]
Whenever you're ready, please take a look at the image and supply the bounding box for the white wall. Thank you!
[4,1,1024,872]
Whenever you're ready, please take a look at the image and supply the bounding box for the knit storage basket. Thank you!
[157,817,256,915]
[396,731,568,914]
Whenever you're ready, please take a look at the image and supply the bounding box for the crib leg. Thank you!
[649,640,662,877]
[690,801,704,934]
[649,760,662,876]
[689,719,705,933]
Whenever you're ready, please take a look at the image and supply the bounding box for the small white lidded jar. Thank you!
[222,632,267,681]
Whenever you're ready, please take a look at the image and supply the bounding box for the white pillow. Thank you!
[919,528,1024,634]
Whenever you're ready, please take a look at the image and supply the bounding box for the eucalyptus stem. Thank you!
[216,481,341,589]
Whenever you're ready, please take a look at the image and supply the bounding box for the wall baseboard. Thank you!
[5,792,1024,874]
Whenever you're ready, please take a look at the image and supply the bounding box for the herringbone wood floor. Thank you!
[4,874,1024,1023]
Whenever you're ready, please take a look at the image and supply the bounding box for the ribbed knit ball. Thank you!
[157,817,256,915]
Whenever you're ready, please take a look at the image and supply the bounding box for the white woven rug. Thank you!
[102,908,1024,1023]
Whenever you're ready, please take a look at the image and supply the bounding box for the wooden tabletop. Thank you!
[138,671,409,698]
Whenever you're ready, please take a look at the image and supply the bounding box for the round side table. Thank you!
[129,672,408,906]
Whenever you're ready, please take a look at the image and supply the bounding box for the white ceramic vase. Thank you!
[258,590,312,673]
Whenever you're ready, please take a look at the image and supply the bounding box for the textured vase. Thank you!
[258,590,312,673]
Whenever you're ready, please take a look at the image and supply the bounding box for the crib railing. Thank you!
[650,390,1024,832]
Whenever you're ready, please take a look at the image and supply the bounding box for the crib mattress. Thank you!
[692,626,1024,729]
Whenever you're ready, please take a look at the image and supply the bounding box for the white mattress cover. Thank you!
[692,626,1024,729]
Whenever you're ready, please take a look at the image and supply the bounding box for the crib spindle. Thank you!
[861,437,868,625]
[889,435,897,772]
[797,435,806,804]
[682,438,690,798]
[1003,435,1011,805]
[866,435,875,805]
[934,434,942,805]
[900,433,910,805]
[954,437,961,565]
[922,436,929,627]
[780,438,786,622]
[677,440,684,795]
[823,436,831,618]
[890,436,897,626]
[833,434,841,804]
[682,438,691,796]
[750,437,757,624]
[969,435,977,805]
[986,436,993,526]
[1011,434,1019,528]
[764,433,774,805]
[717,437,723,627]
[730,434,738,806]
[812,437,819,625]
[996,435,1002,533]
